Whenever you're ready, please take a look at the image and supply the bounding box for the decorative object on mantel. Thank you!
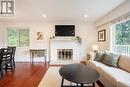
[98,29,106,42]
[49,36,55,39]
[74,36,82,44]
[37,32,44,40]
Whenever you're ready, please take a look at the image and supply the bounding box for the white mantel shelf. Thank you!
[50,39,76,42]
[50,37,76,42]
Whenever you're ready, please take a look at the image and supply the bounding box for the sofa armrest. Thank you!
[89,52,96,60]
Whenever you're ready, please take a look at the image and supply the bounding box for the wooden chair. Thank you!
[0,49,3,79]
[0,48,14,79]
[8,46,16,68]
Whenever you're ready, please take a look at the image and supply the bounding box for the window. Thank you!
[112,19,130,54]
[7,28,29,47]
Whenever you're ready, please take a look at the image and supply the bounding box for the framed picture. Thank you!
[37,32,44,40]
[98,29,106,42]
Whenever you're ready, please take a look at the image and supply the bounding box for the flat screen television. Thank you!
[55,25,75,36]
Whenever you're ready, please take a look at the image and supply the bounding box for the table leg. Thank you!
[32,52,34,63]
[44,56,46,65]
[81,83,84,87]
[30,52,32,62]
[61,78,64,87]
[93,82,95,87]
[76,83,79,87]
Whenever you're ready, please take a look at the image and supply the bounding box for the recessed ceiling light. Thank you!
[42,14,46,18]
[84,14,88,18]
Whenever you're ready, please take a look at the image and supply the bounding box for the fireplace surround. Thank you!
[50,38,81,63]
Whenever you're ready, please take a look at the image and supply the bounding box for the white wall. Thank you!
[96,0,130,27]
[0,22,4,48]
[1,21,97,62]
[97,23,111,51]
[96,0,130,51]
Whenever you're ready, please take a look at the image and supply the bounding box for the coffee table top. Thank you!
[59,63,100,84]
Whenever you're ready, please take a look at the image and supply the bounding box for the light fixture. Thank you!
[84,14,88,18]
[42,14,46,18]
[92,45,98,52]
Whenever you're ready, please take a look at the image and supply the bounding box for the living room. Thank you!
[0,0,130,87]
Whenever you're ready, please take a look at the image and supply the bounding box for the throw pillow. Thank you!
[94,51,104,62]
[102,51,120,67]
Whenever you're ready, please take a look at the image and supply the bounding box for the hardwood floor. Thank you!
[0,62,49,87]
[0,62,103,87]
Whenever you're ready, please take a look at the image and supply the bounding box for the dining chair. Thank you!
[0,49,3,79]
[8,46,16,68]
[0,48,14,78]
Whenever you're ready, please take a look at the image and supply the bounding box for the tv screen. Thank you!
[55,25,75,36]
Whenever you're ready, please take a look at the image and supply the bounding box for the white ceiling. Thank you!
[0,0,126,22]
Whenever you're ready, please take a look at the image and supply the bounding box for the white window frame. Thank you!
[111,18,130,55]
[7,27,30,47]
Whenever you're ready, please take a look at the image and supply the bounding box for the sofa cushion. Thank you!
[87,60,109,70]
[102,51,120,67]
[97,66,130,87]
[118,55,130,73]
[94,51,104,62]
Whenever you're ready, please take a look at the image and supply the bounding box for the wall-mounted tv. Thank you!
[55,25,75,36]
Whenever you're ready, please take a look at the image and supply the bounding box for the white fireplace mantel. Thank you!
[49,38,81,63]
[50,37,76,41]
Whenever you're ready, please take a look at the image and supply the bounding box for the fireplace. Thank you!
[50,39,80,63]
[57,49,73,60]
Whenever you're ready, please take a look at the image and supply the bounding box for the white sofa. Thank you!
[87,53,130,87]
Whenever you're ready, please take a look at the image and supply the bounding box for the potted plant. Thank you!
[74,36,82,44]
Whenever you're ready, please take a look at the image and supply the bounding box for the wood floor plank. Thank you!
[0,62,49,87]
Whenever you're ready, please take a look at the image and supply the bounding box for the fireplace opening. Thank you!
[57,49,73,60]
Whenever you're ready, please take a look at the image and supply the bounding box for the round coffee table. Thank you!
[59,63,100,87]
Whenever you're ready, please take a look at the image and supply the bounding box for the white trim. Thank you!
[111,18,130,54]
[6,27,30,47]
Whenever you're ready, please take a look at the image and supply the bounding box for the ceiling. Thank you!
[0,0,126,22]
